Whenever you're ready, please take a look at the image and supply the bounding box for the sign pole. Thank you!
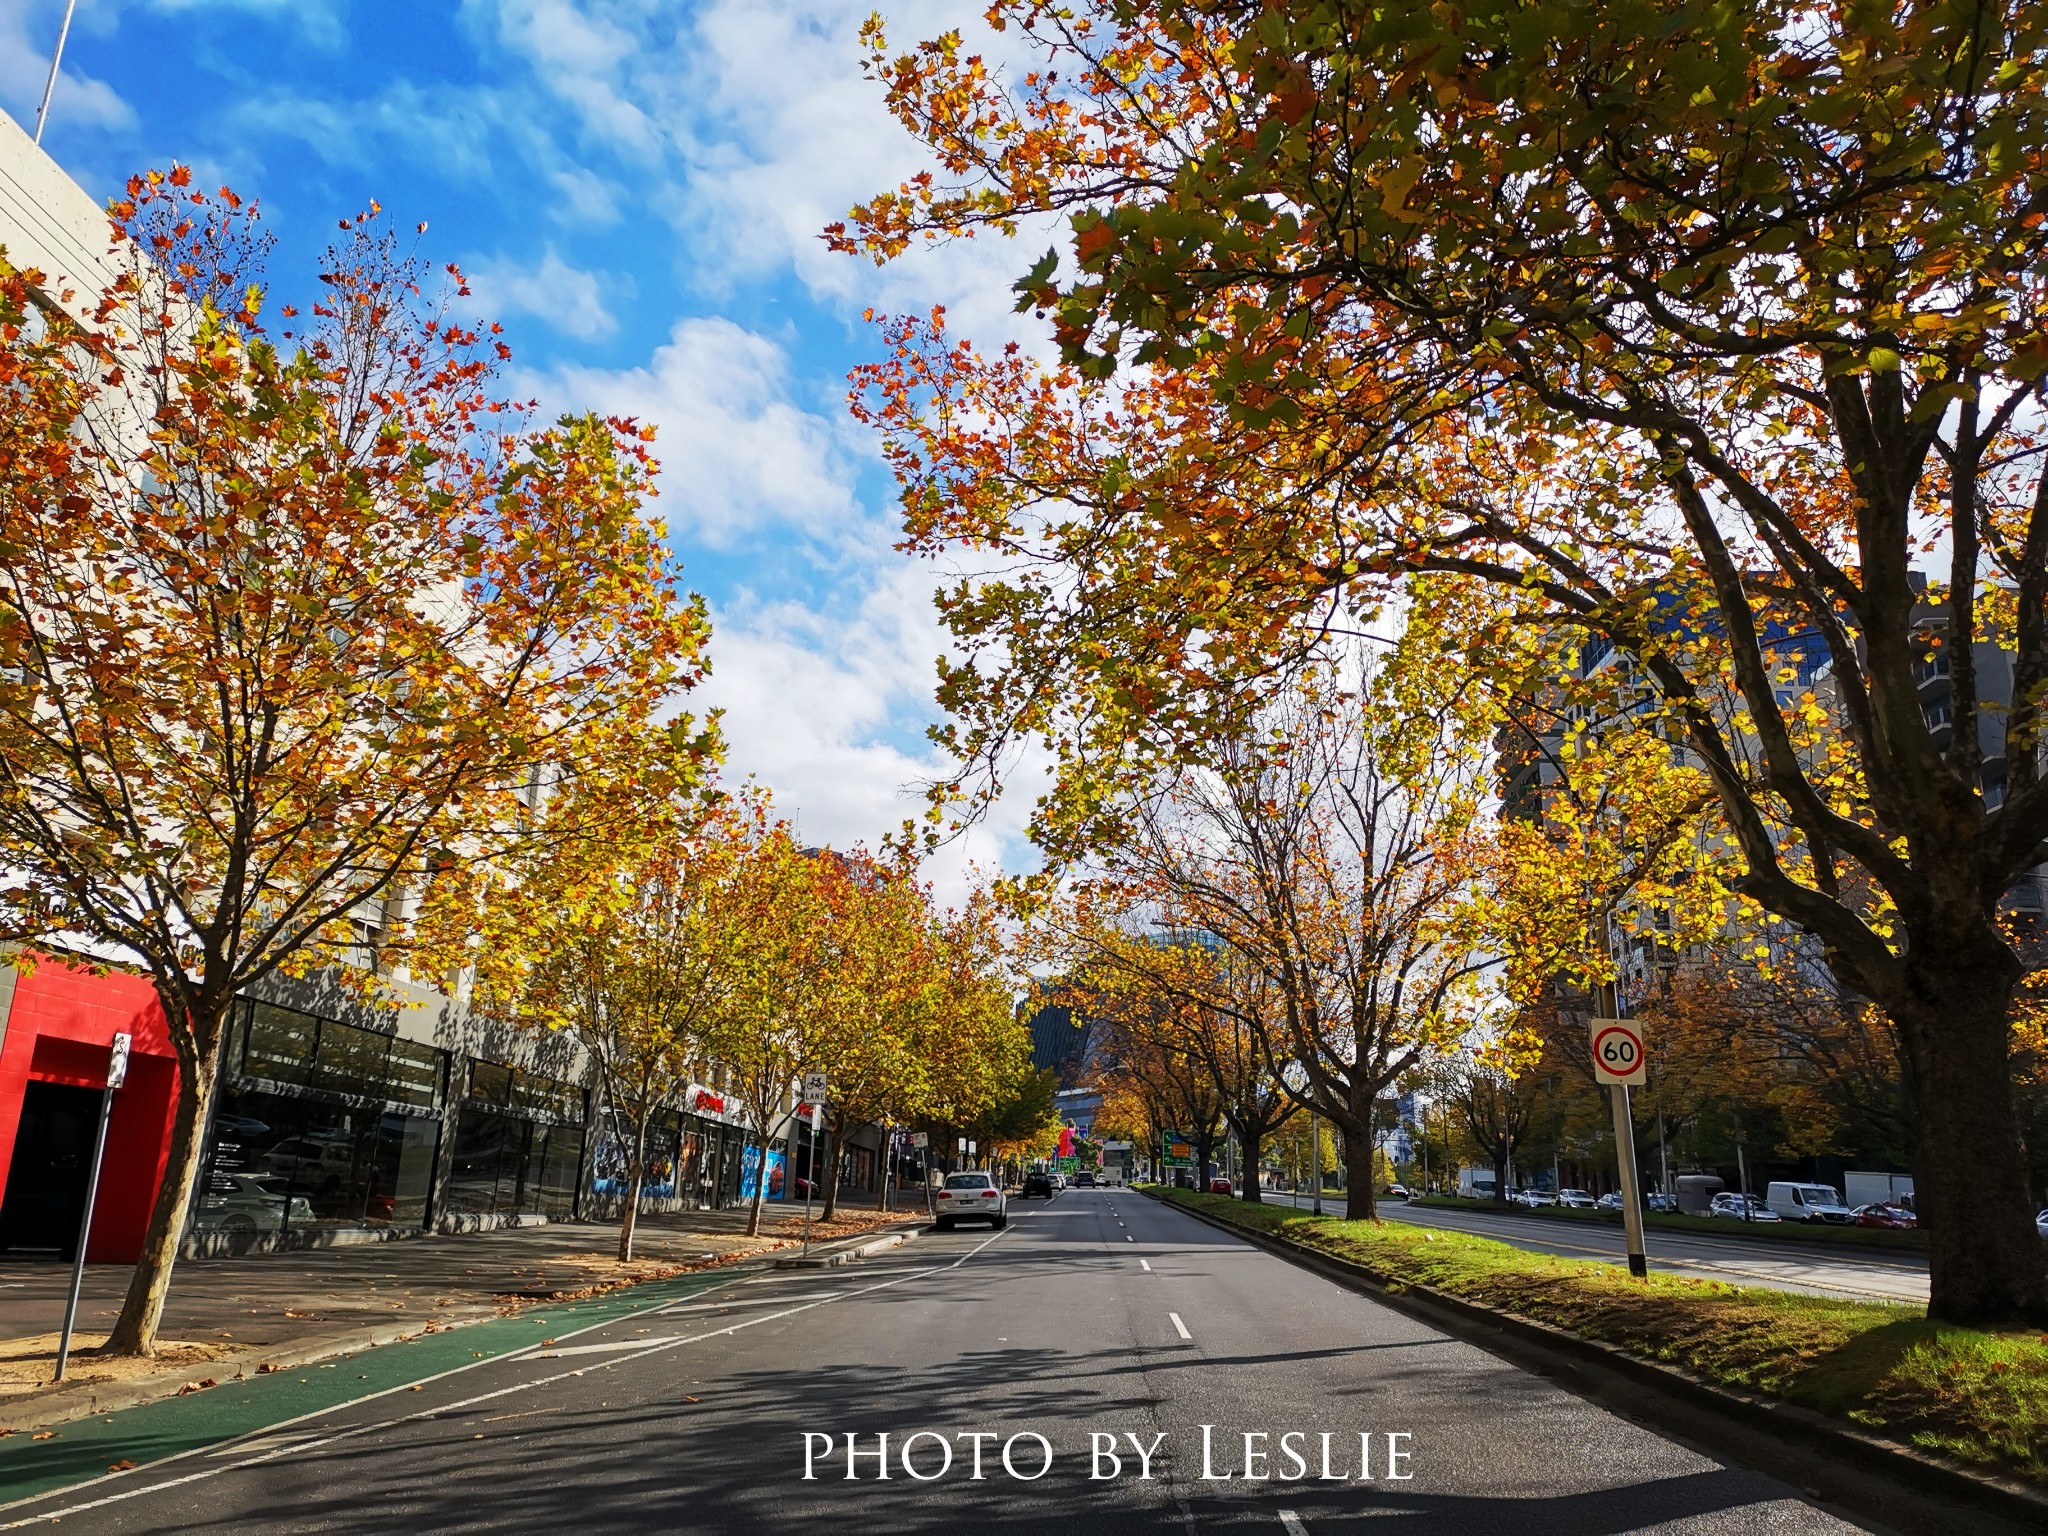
[56,1033,129,1382]
[1591,994,1650,1280]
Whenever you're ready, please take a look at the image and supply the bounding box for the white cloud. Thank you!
[698,560,1036,908]
[529,316,864,549]
[466,246,619,340]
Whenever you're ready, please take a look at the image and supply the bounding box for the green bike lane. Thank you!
[0,1260,768,1508]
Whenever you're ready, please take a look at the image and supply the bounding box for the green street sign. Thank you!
[1057,1155,1079,1173]
[1161,1131,1194,1170]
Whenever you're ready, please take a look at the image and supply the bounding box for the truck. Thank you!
[1457,1166,1497,1200]
[1843,1171,1915,1209]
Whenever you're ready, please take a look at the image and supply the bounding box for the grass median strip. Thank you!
[1159,1188,2048,1486]
[0,1264,752,1508]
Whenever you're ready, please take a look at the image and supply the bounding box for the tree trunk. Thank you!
[102,991,228,1357]
[1342,1124,1376,1221]
[1890,954,2048,1327]
[1238,1124,1264,1202]
[819,1118,840,1222]
[618,1118,647,1263]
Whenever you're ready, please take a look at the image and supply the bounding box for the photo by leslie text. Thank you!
[802,1428,1416,1484]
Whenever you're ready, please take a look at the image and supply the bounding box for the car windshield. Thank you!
[945,1174,993,1189]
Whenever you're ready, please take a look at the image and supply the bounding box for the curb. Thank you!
[772,1227,920,1270]
[1147,1189,2048,1534]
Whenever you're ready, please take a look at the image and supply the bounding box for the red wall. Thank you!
[0,959,181,1263]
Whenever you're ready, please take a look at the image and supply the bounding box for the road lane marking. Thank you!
[1278,1512,1309,1535]
[0,1227,1024,1526]
[1169,1312,1192,1340]
[1139,1259,1152,1272]
[533,1337,680,1358]
[1126,1235,1135,1242]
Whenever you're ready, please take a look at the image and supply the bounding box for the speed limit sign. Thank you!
[1590,1019,1647,1085]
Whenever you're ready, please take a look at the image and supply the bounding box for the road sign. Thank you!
[1160,1131,1194,1170]
[106,1032,131,1089]
[1057,1155,1079,1174]
[1590,1018,1647,1085]
[911,1131,928,1149]
[802,1071,829,1104]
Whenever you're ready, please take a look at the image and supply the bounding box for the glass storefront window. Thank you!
[444,1106,584,1221]
[197,1000,449,1240]
[242,1003,317,1086]
[200,1089,440,1235]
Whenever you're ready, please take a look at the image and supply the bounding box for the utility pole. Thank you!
[1309,1107,1323,1216]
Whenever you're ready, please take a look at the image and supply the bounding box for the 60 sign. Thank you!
[1589,1020,1647,1086]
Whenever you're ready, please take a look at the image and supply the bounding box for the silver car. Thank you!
[934,1171,1008,1229]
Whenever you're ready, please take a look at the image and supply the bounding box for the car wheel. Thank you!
[993,1214,1008,1229]
[937,1217,953,1230]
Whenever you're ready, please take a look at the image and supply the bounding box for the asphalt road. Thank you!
[0,1189,1877,1535]
[1255,1193,1929,1305]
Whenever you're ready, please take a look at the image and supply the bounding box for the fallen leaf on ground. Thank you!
[31,1432,54,1441]
[256,1362,280,1374]
[107,1459,136,1472]
[682,1396,700,1404]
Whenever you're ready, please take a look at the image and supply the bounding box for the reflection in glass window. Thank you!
[242,1003,317,1085]
[200,1088,440,1234]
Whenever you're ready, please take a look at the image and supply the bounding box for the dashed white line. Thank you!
[1169,1311,1192,1341]
[1126,1235,1135,1242]
[1139,1259,1152,1272]
[1278,1512,1309,1535]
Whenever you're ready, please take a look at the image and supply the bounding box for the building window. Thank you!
[198,1000,446,1239]
[443,1060,587,1221]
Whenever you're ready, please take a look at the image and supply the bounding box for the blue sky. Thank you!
[3,0,1044,896]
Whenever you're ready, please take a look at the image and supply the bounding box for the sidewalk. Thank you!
[0,1200,920,1431]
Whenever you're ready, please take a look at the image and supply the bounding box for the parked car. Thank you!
[195,1172,315,1233]
[258,1137,355,1194]
[1557,1189,1596,1209]
[1021,1170,1054,1199]
[1596,1191,1625,1212]
[1208,1177,1234,1195]
[1851,1202,1917,1229]
[1646,1191,1678,1213]
[934,1171,1008,1229]
[1765,1181,1856,1224]
[1515,1189,1557,1208]
[1709,1192,1782,1222]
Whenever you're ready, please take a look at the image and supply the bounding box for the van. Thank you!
[1766,1181,1855,1224]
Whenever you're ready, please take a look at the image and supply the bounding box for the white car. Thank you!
[1710,1192,1782,1222]
[934,1171,1008,1229]
[1558,1189,1596,1208]
[196,1172,315,1232]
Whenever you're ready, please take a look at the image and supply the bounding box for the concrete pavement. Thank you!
[1252,1192,1929,1305]
[0,1188,1896,1534]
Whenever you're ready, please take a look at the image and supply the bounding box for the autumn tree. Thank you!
[473,792,759,1262]
[846,1,2048,1322]
[0,174,711,1353]
[1059,912,1297,1202]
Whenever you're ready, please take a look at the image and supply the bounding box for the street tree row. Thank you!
[842,0,2048,1327]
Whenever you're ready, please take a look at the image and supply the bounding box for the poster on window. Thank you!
[740,1143,787,1200]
